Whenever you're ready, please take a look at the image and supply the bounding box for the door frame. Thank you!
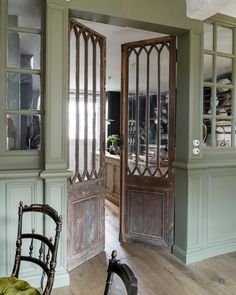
[68,8,193,258]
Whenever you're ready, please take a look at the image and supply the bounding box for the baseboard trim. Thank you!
[173,241,236,264]
[53,271,70,288]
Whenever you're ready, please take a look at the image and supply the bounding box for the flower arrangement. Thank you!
[107,134,120,155]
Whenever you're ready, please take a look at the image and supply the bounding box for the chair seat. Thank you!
[0,277,40,295]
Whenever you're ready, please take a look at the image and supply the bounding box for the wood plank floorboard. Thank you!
[52,200,236,295]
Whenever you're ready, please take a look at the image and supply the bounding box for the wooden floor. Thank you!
[53,200,236,295]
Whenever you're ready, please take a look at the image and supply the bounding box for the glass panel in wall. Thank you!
[216,120,231,147]
[6,73,41,110]
[216,56,232,82]
[216,88,232,116]
[7,32,41,69]
[203,54,213,82]
[204,23,213,51]
[203,87,213,115]
[203,119,212,147]
[8,0,41,29]
[217,26,233,54]
[203,21,235,148]
[6,114,41,150]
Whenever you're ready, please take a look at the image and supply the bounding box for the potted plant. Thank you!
[107,134,120,155]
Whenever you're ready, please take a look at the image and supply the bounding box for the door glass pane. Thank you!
[217,26,233,54]
[69,93,76,173]
[216,120,231,147]
[8,0,41,29]
[148,47,158,173]
[95,95,101,173]
[87,40,93,175]
[203,119,212,146]
[7,32,41,69]
[138,49,147,174]
[6,114,41,150]
[139,95,146,174]
[160,45,169,172]
[128,51,137,173]
[204,23,213,51]
[96,43,101,173]
[204,54,213,82]
[6,73,41,110]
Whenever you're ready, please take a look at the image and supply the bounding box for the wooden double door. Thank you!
[68,19,176,270]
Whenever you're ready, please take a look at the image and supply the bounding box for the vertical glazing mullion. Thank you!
[145,51,150,168]
[92,38,96,172]
[75,30,80,175]
[135,52,140,169]
[157,49,161,169]
[84,32,89,175]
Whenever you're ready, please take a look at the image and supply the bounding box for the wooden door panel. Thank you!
[68,194,104,269]
[68,19,106,270]
[128,190,164,238]
[125,186,174,246]
[120,36,176,248]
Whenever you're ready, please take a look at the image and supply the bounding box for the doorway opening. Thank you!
[68,17,176,270]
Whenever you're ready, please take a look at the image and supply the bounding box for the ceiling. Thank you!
[186,0,236,20]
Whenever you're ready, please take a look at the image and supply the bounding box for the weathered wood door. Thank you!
[68,19,106,270]
[120,36,176,247]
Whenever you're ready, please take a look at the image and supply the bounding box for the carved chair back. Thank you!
[11,201,62,295]
[104,250,138,295]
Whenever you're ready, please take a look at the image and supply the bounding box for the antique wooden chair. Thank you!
[0,201,62,295]
[104,250,138,295]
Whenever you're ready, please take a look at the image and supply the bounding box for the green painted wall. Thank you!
[66,1,236,264]
[1,0,236,289]
[68,0,201,33]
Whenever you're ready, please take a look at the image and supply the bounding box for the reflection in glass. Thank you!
[216,88,231,116]
[204,23,213,51]
[160,93,168,171]
[204,54,213,82]
[6,114,41,150]
[6,73,41,110]
[203,87,213,115]
[203,119,212,146]
[216,57,232,82]
[7,32,41,69]
[216,120,231,147]
[217,26,233,54]
[8,0,41,29]
[139,95,146,174]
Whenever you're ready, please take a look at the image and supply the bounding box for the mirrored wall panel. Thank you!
[7,32,41,69]
[6,73,41,110]
[8,0,41,29]
[6,114,41,151]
